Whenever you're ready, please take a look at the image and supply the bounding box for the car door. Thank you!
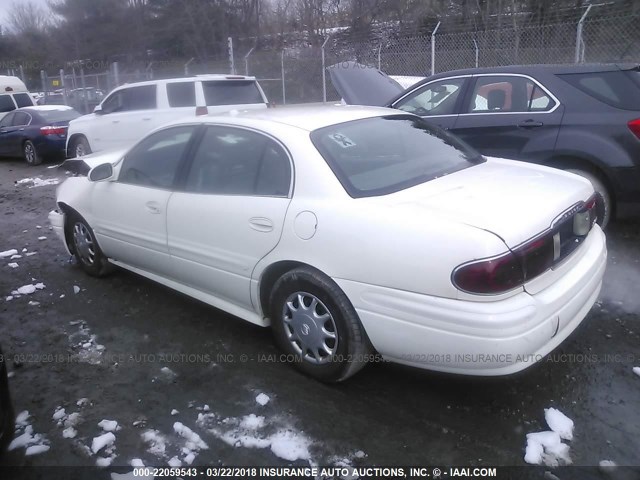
[90,125,198,275]
[391,76,471,130]
[92,85,158,151]
[452,74,564,162]
[7,112,31,156]
[0,113,15,156]
[167,125,293,310]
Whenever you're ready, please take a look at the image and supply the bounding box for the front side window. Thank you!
[0,95,16,113]
[468,76,556,113]
[101,90,126,114]
[311,115,483,198]
[394,78,466,116]
[118,126,195,189]
[184,126,291,196]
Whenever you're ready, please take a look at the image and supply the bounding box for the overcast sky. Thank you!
[0,0,53,28]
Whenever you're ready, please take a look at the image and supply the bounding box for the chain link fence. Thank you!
[20,9,640,106]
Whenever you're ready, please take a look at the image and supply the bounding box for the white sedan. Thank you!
[49,105,607,382]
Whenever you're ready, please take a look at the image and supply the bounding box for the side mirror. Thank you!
[93,105,103,114]
[88,163,114,182]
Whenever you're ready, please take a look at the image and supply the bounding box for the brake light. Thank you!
[629,119,640,139]
[195,106,208,116]
[452,252,524,295]
[40,126,67,136]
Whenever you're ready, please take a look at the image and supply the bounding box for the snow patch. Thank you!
[9,416,49,455]
[633,366,640,378]
[255,393,270,406]
[91,432,116,454]
[0,249,18,258]
[544,407,574,441]
[524,408,574,466]
[99,419,119,432]
[16,177,60,188]
[141,429,167,458]
[8,263,19,268]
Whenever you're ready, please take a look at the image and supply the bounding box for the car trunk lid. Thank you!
[328,61,405,106]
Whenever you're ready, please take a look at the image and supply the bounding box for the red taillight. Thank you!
[40,126,67,136]
[195,106,208,116]
[628,118,640,139]
[516,236,554,280]
[452,252,524,295]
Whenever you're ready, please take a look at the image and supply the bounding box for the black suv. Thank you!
[330,63,640,226]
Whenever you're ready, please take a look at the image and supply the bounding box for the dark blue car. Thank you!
[0,106,81,166]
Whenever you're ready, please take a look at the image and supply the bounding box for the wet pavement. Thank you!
[0,159,638,477]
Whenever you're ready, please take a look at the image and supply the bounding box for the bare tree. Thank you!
[7,0,51,34]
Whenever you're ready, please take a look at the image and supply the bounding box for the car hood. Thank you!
[363,158,595,248]
[60,148,127,176]
[328,61,405,106]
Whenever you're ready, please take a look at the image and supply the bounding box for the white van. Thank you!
[66,74,269,158]
[0,76,37,120]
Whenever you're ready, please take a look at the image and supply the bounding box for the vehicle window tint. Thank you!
[185,126,290,196]
[14,93,33,108]
[37,109,81,122]
[12,112,30,126]
[0,95,16,113]
[118,126,194,189]
[125,85,157,111]
[311,115,483,198]
[167,82,196,107]
[468,76,549,113]
[101,90,126,114]
[395,78,465,116]
[202,81,264,106]
[559,71,640,110]
[0,112,15,127]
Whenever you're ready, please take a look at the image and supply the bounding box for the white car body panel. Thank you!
[51,105,607,375]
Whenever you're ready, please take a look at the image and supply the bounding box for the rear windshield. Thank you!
[36,109,81,122]
[311,115,484,198]
[202,80,264,106]
[558,69,640,110]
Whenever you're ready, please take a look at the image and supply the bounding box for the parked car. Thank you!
[330,62,640,227]
[50,106,606,382]
[67,87,105,115]
[0,106,81,165]
[66,74,269,158]
[0,76,37,121]
[41,93,67,106]
[0,343,15,454]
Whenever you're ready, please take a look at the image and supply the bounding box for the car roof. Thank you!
[426,63,640,79]
[202,104,404,131]
[116,74,257,89]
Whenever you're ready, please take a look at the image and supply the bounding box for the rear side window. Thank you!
[167,82,196,107]
[0,95,16,113]
[202,81,264,106]
[12,112,30,126]
[467,76,555,113]
[559,71,640,110]
[14,93,33,108]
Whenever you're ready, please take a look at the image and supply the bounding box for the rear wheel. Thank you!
[566,169,612,228]
[66,213,112,277]
[23,140,41,166]
[269,267,372,382]
[71,136,91,158]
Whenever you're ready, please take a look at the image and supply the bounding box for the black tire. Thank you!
[566,169,612,228]
[269,267,372,382]
[66,212,112,277]
[23,140,42,166]
[0,346,15,455]
[70,136,91,158]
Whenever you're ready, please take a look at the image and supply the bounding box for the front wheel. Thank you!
[566,169,612,228]
[23,140,42,166]
[67,213,112,277]
[269,267,372,382]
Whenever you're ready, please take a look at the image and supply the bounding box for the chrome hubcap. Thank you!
[282,292,338,364]
[25,144,35,163]
[73,223,95,265]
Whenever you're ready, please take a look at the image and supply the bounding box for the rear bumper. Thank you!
[335,226,607,375]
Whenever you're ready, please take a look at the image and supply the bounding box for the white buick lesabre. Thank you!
[49,105,606,382]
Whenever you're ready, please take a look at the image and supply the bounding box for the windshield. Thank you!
[311,115,484,198]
